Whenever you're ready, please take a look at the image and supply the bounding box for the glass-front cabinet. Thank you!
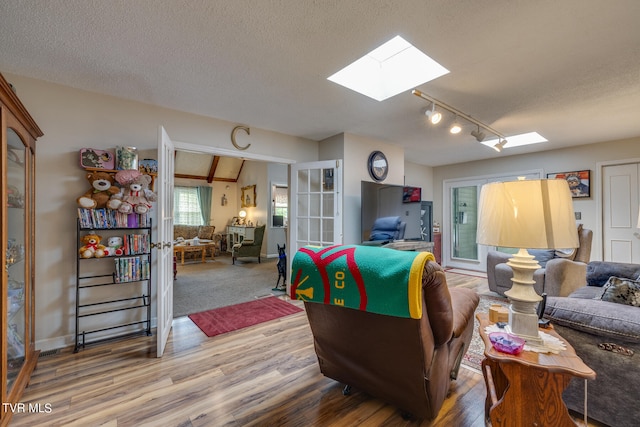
[1,73,43,427]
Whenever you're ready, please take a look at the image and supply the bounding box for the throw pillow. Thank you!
[528,249,555,268]
[598,276,640,307]
[555,248,577,260]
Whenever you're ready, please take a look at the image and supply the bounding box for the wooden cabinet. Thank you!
[433,232,442,264]
[1,73,43,426]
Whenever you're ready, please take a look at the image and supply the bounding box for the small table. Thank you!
[477,313,595,427]
[173,243,216,264]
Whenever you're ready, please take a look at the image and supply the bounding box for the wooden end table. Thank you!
[477,312,595,427]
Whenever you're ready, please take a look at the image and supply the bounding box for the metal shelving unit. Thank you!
[75,217,153,352]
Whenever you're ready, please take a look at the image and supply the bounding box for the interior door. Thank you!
[156,126,175,357]
[603,163,640,262]
[289,160,343,256]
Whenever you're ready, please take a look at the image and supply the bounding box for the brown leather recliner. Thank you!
[303,260,479,420]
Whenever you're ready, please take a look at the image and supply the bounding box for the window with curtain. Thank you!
[272,184,288,226]
[174,186,204,225]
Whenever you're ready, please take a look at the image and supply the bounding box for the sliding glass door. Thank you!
[443,171,542,271]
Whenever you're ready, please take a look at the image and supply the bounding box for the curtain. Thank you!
[197,186,212,225]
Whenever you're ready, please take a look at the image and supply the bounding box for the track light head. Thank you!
[492,139,507,152]
[450,118,462,134]
[424,103,442,125]
[471,127,486,142]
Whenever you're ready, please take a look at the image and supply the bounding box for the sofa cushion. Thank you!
[586,261,640,287]
[545,295,640,342]
[598,276,640,307]
[174,224,198,240]
[197,225,215,240]
[528,249,555,267]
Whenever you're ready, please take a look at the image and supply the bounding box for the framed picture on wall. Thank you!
[547,170,590,198]
[241,184,257,207]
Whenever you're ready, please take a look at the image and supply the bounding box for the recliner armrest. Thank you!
[450,288,480,338]
[544,259,587,297]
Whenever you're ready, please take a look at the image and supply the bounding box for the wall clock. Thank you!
[368,150,388,182]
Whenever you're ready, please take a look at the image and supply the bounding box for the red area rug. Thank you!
[188,296,303,337]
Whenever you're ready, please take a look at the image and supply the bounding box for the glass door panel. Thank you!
[451,186,479,261]
[6,128,27,392]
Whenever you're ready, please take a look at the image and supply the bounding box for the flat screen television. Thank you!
[361,181,424,242]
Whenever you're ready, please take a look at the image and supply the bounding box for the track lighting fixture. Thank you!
[471,126,486,142]
[412,89,509,153]
[492,139,507,152]
[424,103,442,124]
[450,119,462,134]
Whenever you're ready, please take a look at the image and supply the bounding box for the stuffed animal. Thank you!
[77,172,120,209]
[105,236,124,257]
[79,234,107,259]
[108,170,157,214]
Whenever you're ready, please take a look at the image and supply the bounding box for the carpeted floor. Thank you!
[173,254,285,318]
[462,294,509,371]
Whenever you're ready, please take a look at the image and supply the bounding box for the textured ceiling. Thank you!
[1,0,639,166]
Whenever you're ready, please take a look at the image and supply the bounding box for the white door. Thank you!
[289,160,343,255]
[603,163,640,263]
[156,126,175,357]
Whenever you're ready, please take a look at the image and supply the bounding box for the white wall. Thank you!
[433,137,640,262]
[6,73,318,351]
[319,132,405,245]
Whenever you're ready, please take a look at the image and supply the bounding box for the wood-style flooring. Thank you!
[10,271,594,426]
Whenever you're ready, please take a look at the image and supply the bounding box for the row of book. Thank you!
[78,208,150,229]
[121,234,151,256]
[114,256,150,283]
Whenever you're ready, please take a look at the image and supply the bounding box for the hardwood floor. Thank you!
[10,271,593,427]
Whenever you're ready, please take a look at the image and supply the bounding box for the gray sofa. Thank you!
[544,261,640,427]
[487,225,593,297]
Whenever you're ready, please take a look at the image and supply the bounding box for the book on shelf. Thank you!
[114,256,150,283]
[78,208,150,229]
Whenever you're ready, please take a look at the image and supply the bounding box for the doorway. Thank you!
[171,142,295,317]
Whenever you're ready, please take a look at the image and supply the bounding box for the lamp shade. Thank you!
[476,179,578,249]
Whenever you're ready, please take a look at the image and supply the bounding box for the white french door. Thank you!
[156,126,175,357]
[289,160,343,256]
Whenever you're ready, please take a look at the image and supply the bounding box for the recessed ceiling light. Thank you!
[481,132,548,149]
[327,35,449,101]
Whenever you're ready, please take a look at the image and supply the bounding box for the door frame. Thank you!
[596,157,640,261]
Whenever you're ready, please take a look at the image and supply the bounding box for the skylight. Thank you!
[482,132,548,149]
[327,36,449,101]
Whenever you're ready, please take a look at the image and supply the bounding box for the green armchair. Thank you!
[232,225,266,264]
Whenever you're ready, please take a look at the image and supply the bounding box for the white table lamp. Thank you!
[477,178,578,343]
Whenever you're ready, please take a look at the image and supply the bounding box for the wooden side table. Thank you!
[477,313,595,427]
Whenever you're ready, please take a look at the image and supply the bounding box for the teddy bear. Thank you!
[108,170,157,214]
[105,236,124,257]
[79,234,107,259]
[77,171,120,209]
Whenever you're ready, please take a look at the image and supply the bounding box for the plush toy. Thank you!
[79,234,107,259]
[105,236,124,257]
[77,172,120,209]
[108,170,157,214]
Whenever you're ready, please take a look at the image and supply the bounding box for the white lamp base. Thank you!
[504,248,544,345]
